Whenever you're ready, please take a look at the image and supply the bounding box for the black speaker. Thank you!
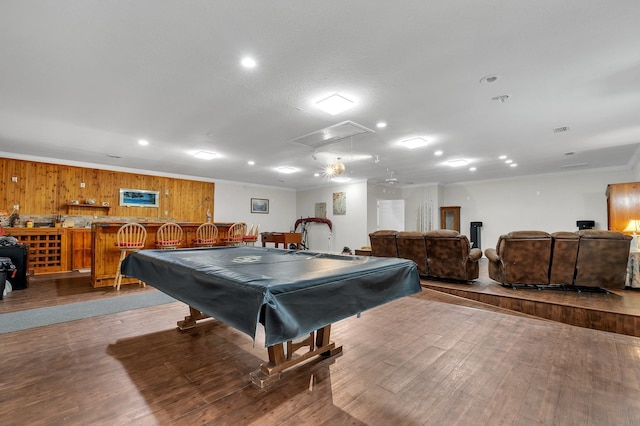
[0,244,28,290]
[576,220,595,230]
[470,221,483,250]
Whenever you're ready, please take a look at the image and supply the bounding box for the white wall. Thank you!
[214,180,297,233]
[440,168,634,252]
[296,180,368,252]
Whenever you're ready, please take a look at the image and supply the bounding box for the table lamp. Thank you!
[623,219,640,251]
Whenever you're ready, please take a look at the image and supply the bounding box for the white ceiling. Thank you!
[1,1,640,189]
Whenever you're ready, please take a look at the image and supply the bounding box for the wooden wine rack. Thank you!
[9,228,68,274]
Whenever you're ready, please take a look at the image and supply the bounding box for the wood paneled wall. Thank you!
[0,158,214,222]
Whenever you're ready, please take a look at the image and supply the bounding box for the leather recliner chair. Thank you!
[424,229,482,281]
[485,230,552,285]
[368,230,399,258]
[573,230,631,289]
[396,231,428,276]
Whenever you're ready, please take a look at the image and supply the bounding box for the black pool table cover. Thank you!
[121,246,421,346]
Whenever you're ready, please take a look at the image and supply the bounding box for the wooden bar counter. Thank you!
[91,222,233,288]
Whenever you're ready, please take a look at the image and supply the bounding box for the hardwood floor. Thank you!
[1,272,640,425]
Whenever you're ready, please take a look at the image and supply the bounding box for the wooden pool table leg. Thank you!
[251,324,343,388]
[176,306,210,330]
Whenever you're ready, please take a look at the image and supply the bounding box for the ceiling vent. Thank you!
[289,120,374,150]
[553,126,570,133]
[560,163,588,168]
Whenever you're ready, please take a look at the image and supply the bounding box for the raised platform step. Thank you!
[422,271,640,338]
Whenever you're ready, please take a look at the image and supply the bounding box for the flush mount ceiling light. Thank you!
[241,57,257,68]
[399,137,429,149]
[193,151,219,160]
[315,94,354,115]
[448,159,469,167]
[276,166,298,174]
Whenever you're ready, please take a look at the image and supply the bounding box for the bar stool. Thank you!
[223,222,246,246]
[155,223,183,249]
[193,223,218,247]
[114,223,147,291]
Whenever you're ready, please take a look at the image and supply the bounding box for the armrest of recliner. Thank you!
[484,248,500,263]
[468,248,482,262]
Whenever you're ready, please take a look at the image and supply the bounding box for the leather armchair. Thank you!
[573,230,631,289]
[368,230,399,258]
[396,231,427,276]
[485,231,552,285]
[424,229,482,281]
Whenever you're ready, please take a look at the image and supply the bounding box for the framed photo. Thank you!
[251,198,269,214]
[119,189,160,207]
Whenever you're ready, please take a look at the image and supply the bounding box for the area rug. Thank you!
[0,291,177,334]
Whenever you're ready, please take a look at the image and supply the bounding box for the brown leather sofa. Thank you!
[573,230,631,289]
[368,230,399,258]
[370,229,481,281]
[396,231,427,275]
[485,231,552,285]
[549,231,579,285]
[485,230,631,289]
[424,229,482,281]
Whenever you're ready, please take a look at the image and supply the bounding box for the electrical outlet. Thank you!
[80,182,85,188]
[13,204,19,210]
[11,176,18,182]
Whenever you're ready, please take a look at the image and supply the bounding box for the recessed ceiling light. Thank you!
[315,94,354,115]
[138,139,149,146]
[469,167,477,171]
[499,155,507,160]
[510,163,518,167]
[505,159,513,164]
[241,57,256,68]
[376,122,387,128]
[434,150,443,156]
[247,160,255,165]
[332,177,351,183]
[314,173,320,177]
[193,151,219,160]
[399,137,429,149]
[448,159,469,167]
[276,166,298,174]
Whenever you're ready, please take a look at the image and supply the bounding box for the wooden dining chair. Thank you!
[155,223,183,249]
[193,223,218,247]
[223,222,247,246]
[243,224,260,245]
[113,223,147,290]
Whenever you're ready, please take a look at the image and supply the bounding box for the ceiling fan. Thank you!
[372,170,414,186]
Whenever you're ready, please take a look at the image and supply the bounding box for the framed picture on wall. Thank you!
[251,198,269,214]
[119,189,160,207]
